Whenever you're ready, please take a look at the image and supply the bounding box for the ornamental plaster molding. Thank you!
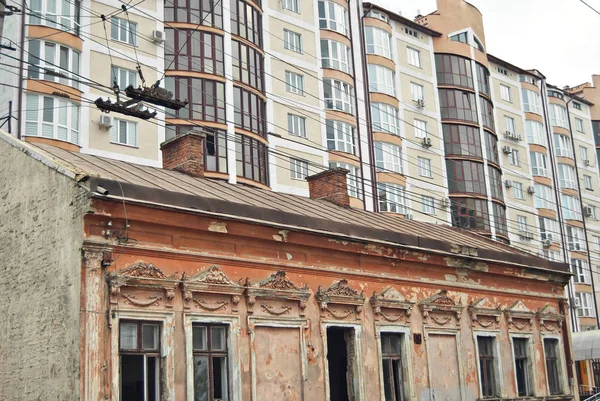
[244,270,310,316]
[370,287,413,324]
[315,279,365,320]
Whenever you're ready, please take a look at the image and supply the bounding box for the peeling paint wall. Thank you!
[83,200,577,401]
[0,140,88,400]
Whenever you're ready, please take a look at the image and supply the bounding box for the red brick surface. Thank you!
[306,168,350,207]
[160,132,205,178]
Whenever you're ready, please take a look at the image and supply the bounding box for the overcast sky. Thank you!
[373,0,600,87]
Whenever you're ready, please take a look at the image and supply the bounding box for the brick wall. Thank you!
[0,140,88,400]
[160,131,205,177]
[306,168,350,207]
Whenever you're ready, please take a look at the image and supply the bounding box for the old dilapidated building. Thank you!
[0,130,579,400]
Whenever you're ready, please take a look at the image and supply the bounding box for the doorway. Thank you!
[327,327,358,401]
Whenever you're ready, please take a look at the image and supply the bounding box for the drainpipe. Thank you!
[16,0,25,139]
[565,96,600,327]
[540,81,577,331]
[357,1,378,212]
[347,0,369,210]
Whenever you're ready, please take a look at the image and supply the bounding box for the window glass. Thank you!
[480,96,494,130]
[29,0,81,35]
[492,203,507,237]
[410,82,424,102]
[522,89,541,114]
[165,77,227,124]
[413,119,427,139]
[488,166,503,200]
[365,26,391,58]
[525,120,545,145]
[530,151,548,177]
[485,132,499,165]
[282,0,299,12]
[553,134,572,158]
[284,29,302,53]
[288,114,306,137]
[407,47,421,68]
[318,0,349,36]
[110,118,137,147]
[557,164,577,189]
[562,194,582,220]
[378,183,406,213]
[232,40,264,91]
[368,64,395,96]
[285,71,304,95]
[323,79,355,114]
[549,104,568,128]
[326,120,356,155]
[451,197,490,231]
[513,338,533,397]
[233,86,266,136]
[230,0,261,45]
[120,321,160,401]
[544,339,562,395]
[321,39,352,75]
[24,94,80,144]
[380,333,405,401]
[166,0,223,27]
[371,103,400,136]
[500,84,511,102]
[165,125,228,173]
[434,54,474,89]
[439,89,478,123]
[235,133,268,185]
[443,124,482,158]
[534,184,555,210]
[513,182,524,200]
[165,30,225,76]
[290,158,309,180]
[418,157,432,178]
[193,323,230,401]
[375,142,402,174]
[478,336,498,397]
[476,63,490,97]
[446,160,487,195]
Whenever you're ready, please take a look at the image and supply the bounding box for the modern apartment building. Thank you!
[1,0,599,382]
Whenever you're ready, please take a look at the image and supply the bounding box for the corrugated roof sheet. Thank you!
[28,142,567,270]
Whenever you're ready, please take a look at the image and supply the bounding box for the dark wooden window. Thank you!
[442,124,482,158]
[451,197,490,231]
[484,131,499,165]
[434,54,474,89]
[119,321,160,401]
[165,29,224,76]
[488,166,503,201]
[381,333,405,401]
[513,338,533,397]
[479,96,495,131]
[439,89,478,123]
[446,160,487,195]
[492,202,508,237]
[193,324,229,401]
[233,86,266,137]
[230,0,262,46]
[476,63,491,96]
[544,338,562,395]
[232,40,264,91]
[478,336,497,398]
[235,133,268,185]
[164,0,223,28]
[165,125,228,173]
[165,77,226,123]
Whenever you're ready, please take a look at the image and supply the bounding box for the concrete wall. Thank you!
[0,138,88,400]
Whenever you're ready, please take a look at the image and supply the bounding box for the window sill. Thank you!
[110,141,139,149]
[112,39,138,48]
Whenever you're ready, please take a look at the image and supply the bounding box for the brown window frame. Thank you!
[165,29,224,76]
[230,0,262,46]
[488,166,503,201]
[492,202,508,237]
[231,39,264,92]
[443,124,483,158]
[233,86,266,137]
[380,333,405,401]
[446,160,487,196]
[451,197,490,231]
[164,0,223,28]
[192,323,230,401]
[513,338,533,397]
[477,336,498,398]
[119,320,161,401]
[476,63,491,97]
[165,76,226,123]
[435,54,474,89]
[484,131,499,165]
[439,89,479,123]
[479,96,495,131]
[544,338,563,395]
[235,133,269,185]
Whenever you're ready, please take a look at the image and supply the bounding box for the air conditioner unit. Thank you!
[99,114,113,130]
[440,197,450,208]
[584,206,594,217]
[574,298,582,308]
[542,239,552,247]
[151,30,165,43]
[502,145,512,154]
[422,137,432,148]
[415,99,425,108]
[405,213,414,220]
[527,186,536,194]
[584,159,591,166]
[504,180,513,188]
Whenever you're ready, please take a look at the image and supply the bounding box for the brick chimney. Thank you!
[160,131,205,178]
[306,168,350,207]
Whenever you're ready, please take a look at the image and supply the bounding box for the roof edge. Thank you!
[363,2,443,37]
[487,54,538,78]
[0,130,82,180]
[88,177,572,277]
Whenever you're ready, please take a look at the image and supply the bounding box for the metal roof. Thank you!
[19,140,570,273]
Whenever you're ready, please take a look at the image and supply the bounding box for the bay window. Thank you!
[434,54,474,89]
[476,63,490,97]
[368,64,395,96]
[479,96,495,130]
[378,183,406,214]
[522,89,541,114]
[557,164,576,189]
[165,125,227,173]
[371,103,400,136]
[235,134,268,185]
[525,120,545,145]
[232,40,264,91]
[439,89,478,123]
[492,203,508,237]
[230,0,262,45]
[25,94,79,144]
[234,86,266,136]
[318,0,349,36]
[29,0,81,35]
[562,194,582,220]
[530,151,548,177]
[488,166,503,200]
[446,160,487,195]
[576,293,595,317]
[323,79,355,114]
[166,77,227,124]
[326,120,356,155]
[321,39,352,75]
[365,26,392,59]
[539,217,560,242]
[166,0,223,28]
[567,226,586,252]
[27,40,80,89]
[549,104,568,129]
[534,184,554,210]
[451,198,490,231]
[553,134,572,158]
[374,142,402,174]
[165,30,225,76]
[443,124,482,158]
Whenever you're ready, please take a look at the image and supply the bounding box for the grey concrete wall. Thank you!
[0,140,88,400]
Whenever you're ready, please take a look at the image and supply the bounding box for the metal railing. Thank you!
[581,384,600,401]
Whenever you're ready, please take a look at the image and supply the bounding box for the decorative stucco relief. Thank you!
[419,290,463,327]
[315,279,365,320]
[504,300,535,331]
[244,270,310,317]
[182,265,244,313]
[468,298,502,330]
[369,287,413,325]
